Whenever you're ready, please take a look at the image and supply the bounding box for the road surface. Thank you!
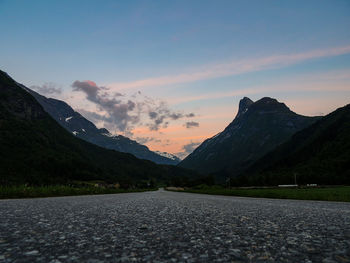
[0,189,349,262]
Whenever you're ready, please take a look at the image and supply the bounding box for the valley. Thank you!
[1,2,349,262]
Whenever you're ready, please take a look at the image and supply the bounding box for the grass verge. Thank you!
[0,185,157,199]
[167,186,350,202]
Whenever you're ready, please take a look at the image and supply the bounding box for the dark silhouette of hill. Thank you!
[234,104,350,186]
[0,70,196,186]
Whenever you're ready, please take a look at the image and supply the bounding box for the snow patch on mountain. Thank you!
[155,151,181,161]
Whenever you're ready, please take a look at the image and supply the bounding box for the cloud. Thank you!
[134,136,161,145]
[76,108,124,135]
[176,141,202,159]
[144,101,193,131]
[148,111,158,119]
[72,80,99,100]
[169,113,183,120]
[72,80,197,134]
[184,121,199,129]
[168,68,350,105]
[183,141,201,153]
[72,80,141,133]
[148,115,167,131]
[30,83,62,96]
[134,137,153,144]
[107,45,350,90]
[76,108,110,123]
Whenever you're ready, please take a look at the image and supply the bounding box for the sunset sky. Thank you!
[1,0,350,158]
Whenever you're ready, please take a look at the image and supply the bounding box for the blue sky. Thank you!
[1,0,350,156]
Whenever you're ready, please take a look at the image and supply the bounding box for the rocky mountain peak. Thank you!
[252,97,291,113]
[236,97,254,117]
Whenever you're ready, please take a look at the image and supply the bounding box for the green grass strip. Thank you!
[168,186,350,202]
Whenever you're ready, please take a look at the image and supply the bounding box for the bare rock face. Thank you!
[236,97,253,118]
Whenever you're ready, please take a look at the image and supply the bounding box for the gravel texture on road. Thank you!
[0,189,350,262]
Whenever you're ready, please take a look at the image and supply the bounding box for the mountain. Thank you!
[24,88,179,165]
[155,151,182,163]
[236,104,350,186]
[179,97,320,178]
[0,70,196,186]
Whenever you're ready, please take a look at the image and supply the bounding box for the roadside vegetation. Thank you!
[166,185,350,202]
[0,183,157,199]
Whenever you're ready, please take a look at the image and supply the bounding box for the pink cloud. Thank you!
[85,80,98,87]
[167,69,350,105]
[107,45,350,90]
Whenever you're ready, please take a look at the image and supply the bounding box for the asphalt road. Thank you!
[0,189,350,263]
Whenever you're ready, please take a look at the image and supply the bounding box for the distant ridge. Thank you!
[179,97,320,179]
[25,88,180,165]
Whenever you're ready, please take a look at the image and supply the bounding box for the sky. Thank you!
[1,0,350,158]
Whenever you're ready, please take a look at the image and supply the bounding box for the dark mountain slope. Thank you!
[23,88,180,165]
[179,97,320,178]
[0,70,194,185]
[237,104,350,185]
